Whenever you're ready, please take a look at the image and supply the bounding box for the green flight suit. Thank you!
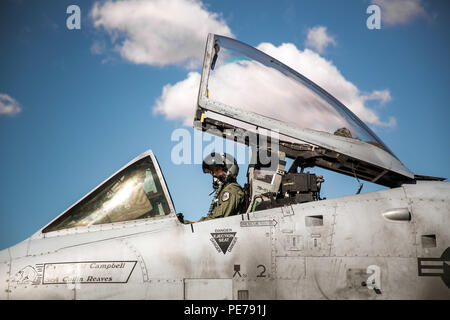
[199,182,245,222]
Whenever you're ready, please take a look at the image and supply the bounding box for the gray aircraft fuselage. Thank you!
[1,173,449,299]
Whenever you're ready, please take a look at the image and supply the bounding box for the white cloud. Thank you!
[153,41,396,137]
[304,26,336,54]
[91,0,233,68]
[372,0,427,25]
[362,90,392,105]
[0,94,22,116]
[153,71,201,125]
[90,41,105,55]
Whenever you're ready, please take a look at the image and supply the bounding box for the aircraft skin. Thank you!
[1,34,449,300]
[0,160,449,299]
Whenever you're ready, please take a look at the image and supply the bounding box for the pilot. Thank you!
[186,153,245,223]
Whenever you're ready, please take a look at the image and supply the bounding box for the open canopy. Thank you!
[194,34,419,187]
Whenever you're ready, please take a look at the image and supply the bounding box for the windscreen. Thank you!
[43,156,171,233]
[207,35,394,155]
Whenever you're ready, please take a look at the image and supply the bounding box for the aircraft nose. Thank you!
[0,248,10,300]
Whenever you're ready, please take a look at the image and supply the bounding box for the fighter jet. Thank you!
[1,34,448,300]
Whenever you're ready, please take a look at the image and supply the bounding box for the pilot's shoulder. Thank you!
[223,182,244,194]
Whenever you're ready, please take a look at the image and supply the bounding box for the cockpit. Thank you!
[40,34,445,233]
[191,34,447,214]
[193,34,427,191]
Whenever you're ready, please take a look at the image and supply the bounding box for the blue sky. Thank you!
[1,0,449,250]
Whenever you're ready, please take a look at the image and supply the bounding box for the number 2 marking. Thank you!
[257,264,266,277]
